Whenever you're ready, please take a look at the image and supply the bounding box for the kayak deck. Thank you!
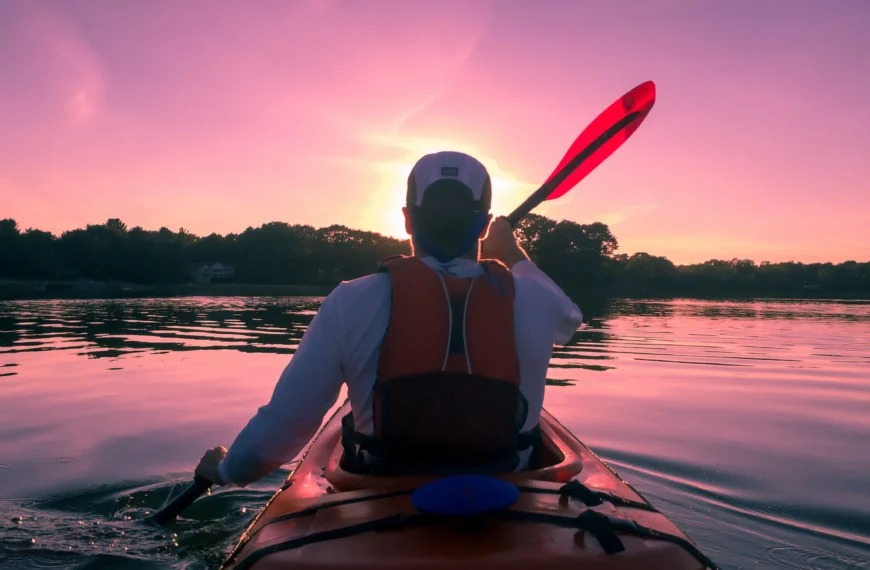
[221,402,718,570]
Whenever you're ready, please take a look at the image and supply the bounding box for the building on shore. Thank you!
[189,262,236,284]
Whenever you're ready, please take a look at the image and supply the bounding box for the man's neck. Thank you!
[411,240,479,263]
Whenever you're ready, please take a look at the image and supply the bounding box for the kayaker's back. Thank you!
[329,254,583,437]
[322,253,583,475]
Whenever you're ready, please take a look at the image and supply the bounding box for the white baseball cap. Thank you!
[406,151,492,212]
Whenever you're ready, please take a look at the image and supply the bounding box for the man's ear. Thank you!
[402,206,414,235]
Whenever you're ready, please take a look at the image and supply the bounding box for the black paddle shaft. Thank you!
[149,476,213,526]
[505,110,641,228]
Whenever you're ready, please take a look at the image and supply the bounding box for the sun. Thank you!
[362,161,413,239]
[382,176,412,239]
[362,136,538,239]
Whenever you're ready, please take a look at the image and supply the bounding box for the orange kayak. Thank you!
[220,401,719,570]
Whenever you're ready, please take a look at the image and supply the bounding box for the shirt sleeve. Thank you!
[217,289,346,487]
[510,259,583,345]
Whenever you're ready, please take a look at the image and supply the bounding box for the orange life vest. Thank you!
[341,255,539,475]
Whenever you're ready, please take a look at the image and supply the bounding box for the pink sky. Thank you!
[1,0,868,264]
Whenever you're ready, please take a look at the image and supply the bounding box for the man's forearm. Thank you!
[218,405,324,487]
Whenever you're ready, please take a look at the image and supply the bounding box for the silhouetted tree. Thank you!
[514,213,557,258]
[624,253,677,293]
[525,219,620,291]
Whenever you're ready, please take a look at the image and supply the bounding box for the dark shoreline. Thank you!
[1,279,867,303]
[0,279,338,301]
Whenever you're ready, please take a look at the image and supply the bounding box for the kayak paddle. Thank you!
[149,80,656,526]
[506,80,656,226]
[148,475,213,526]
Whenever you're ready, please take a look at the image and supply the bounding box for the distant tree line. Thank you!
[0,218,406,286]
[513,214,869,297]
[1,215,868,297]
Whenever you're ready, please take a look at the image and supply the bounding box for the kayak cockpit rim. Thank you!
[323,409,585,491]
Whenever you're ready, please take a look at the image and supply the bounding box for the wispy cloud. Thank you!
[21,4,105,125]
[386,28,486,135]
[588,203,659,226]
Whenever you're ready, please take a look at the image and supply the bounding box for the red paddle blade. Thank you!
[544,81,656,201]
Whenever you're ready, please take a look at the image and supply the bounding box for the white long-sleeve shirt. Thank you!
[218,256,583,487]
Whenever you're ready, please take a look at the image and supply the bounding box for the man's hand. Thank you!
[195,446,227,485]
[481,217,529,268]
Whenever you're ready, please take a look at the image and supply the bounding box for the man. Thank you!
[195,150,583,485]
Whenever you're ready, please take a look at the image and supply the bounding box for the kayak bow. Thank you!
[220,401,719,570]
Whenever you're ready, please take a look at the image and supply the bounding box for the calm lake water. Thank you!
[0,296,869,569]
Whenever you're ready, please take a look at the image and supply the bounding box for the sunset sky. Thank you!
[1,0,868,264]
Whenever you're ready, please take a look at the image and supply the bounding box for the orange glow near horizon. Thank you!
[1,1,869,265]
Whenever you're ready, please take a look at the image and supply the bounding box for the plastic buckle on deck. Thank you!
[559,480,604,506]
[576,510,626,554]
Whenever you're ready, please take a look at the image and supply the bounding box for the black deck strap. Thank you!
[513,480,659,513]
[615,519,722,570]
[558,479,660,513]
[576,510,626,554]
[250,481,656,549]
[559,479,604,506]
[231,513,426,570]
[261,489,414,526]
[234,510,625,570]
[501,509,624,554]
[231,487,416,559]
[502,509,721,570]
[228,506,721,570]
[226,482,716,569]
